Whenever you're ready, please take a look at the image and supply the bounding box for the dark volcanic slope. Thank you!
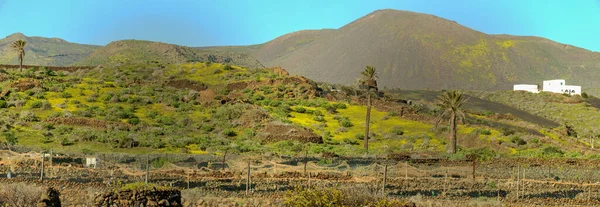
[0,33,99,66]
[398,90,559,128]
[75,40,264,68]
[249,9,600,91]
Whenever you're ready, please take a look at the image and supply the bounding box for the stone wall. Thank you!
[37,187,61,207]
[94,189,182,207]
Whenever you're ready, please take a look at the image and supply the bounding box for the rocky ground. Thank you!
[2,152,600,206]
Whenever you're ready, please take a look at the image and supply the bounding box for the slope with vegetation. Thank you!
[0,62,594,160]
[0,33,99,66]
[75,40,264,68]
[467,91,600,142]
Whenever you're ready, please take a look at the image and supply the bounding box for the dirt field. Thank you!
[1,151,600,206]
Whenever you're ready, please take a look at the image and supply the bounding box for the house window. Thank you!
[561,82,563,85]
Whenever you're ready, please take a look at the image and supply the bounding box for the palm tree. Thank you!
[11,40,26,72]
[359,66,378,151]
[435,90,468,154]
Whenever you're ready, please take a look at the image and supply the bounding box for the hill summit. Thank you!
[248,9,600,91]
[0,33,99,66]
[75,40,264,68]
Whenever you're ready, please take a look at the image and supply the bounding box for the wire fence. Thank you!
[2,150,600,204]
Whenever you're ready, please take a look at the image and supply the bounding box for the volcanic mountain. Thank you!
[240,9,600,91]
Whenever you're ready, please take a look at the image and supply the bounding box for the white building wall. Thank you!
[513,84,539,93]
[542,79,565,93]
[86,157,97,168]
[563,85,582,95]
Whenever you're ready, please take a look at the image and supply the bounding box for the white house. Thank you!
[542,79,566,93]
[513,84,539,93]
[85,157,98,168]
[563,85,582,95]
[542,79,582,95]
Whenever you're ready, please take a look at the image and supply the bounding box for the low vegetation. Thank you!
[0,61,594,160]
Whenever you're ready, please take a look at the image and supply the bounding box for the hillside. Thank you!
[0,33,99,66]
[75,40,264,68]
[467,90,600,138]
[243,9,600,93]
[0,63,595,159]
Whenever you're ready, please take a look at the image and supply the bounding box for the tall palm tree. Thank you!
[11,40,26,72]
[435,90,468,154]
[359,66,378,151]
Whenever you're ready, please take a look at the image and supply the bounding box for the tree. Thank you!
[4,132,17,152]
[435,90,468,154]
[359,66,378,151]
[10,40,26,72]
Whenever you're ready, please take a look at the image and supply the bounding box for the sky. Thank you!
[0,0,599,52]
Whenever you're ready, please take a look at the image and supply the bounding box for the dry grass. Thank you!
[0,183,43,207]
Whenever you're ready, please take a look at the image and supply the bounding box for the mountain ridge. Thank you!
[2,9,599,92]
[244,9,600,92]
[0,33,100,66]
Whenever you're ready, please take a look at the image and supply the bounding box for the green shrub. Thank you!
[311,110,323,116]
[391,126,404,135]
[581,92,589,98]
[324,104,337,114]
[60,137,74,146]
[336,117,353,127]
[127,118,141,125]
[343,138,358,145]
[60,91,72,98]
[295,107,307,113]
[333,103,347,109]
[222,128,237,137]
[313,115,325,122]
[156,116,174,125]
[530,138,539,144]
[0,100,7,108]
[145,110,159,119]
[500,127,515,136]
[354,133,364,140]
[200,125,213,132]
[472,128,492,135]
[30,100,43,108]
[542,146,564,157]
[269,100,281,107]
[509,136,527,146]
[151,157,168,168]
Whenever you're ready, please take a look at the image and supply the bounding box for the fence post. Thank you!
[472,158,476,180]
[304,148,308,176]
[522,167,525,198]
[443,169,448,197]
[516,165,520,200]
[145,154,149,184]
[49,149,53,167]
[497,179,500,202]
[246,160,251,196]
[382,164,388,195]
[405,161,408,179]
[222,150,227,171]
[40,152,44,182]
[307,172,311,189]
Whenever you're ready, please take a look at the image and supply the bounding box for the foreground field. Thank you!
[2,150,600,206]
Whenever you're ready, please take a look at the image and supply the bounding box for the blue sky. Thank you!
[0,0,599,52]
